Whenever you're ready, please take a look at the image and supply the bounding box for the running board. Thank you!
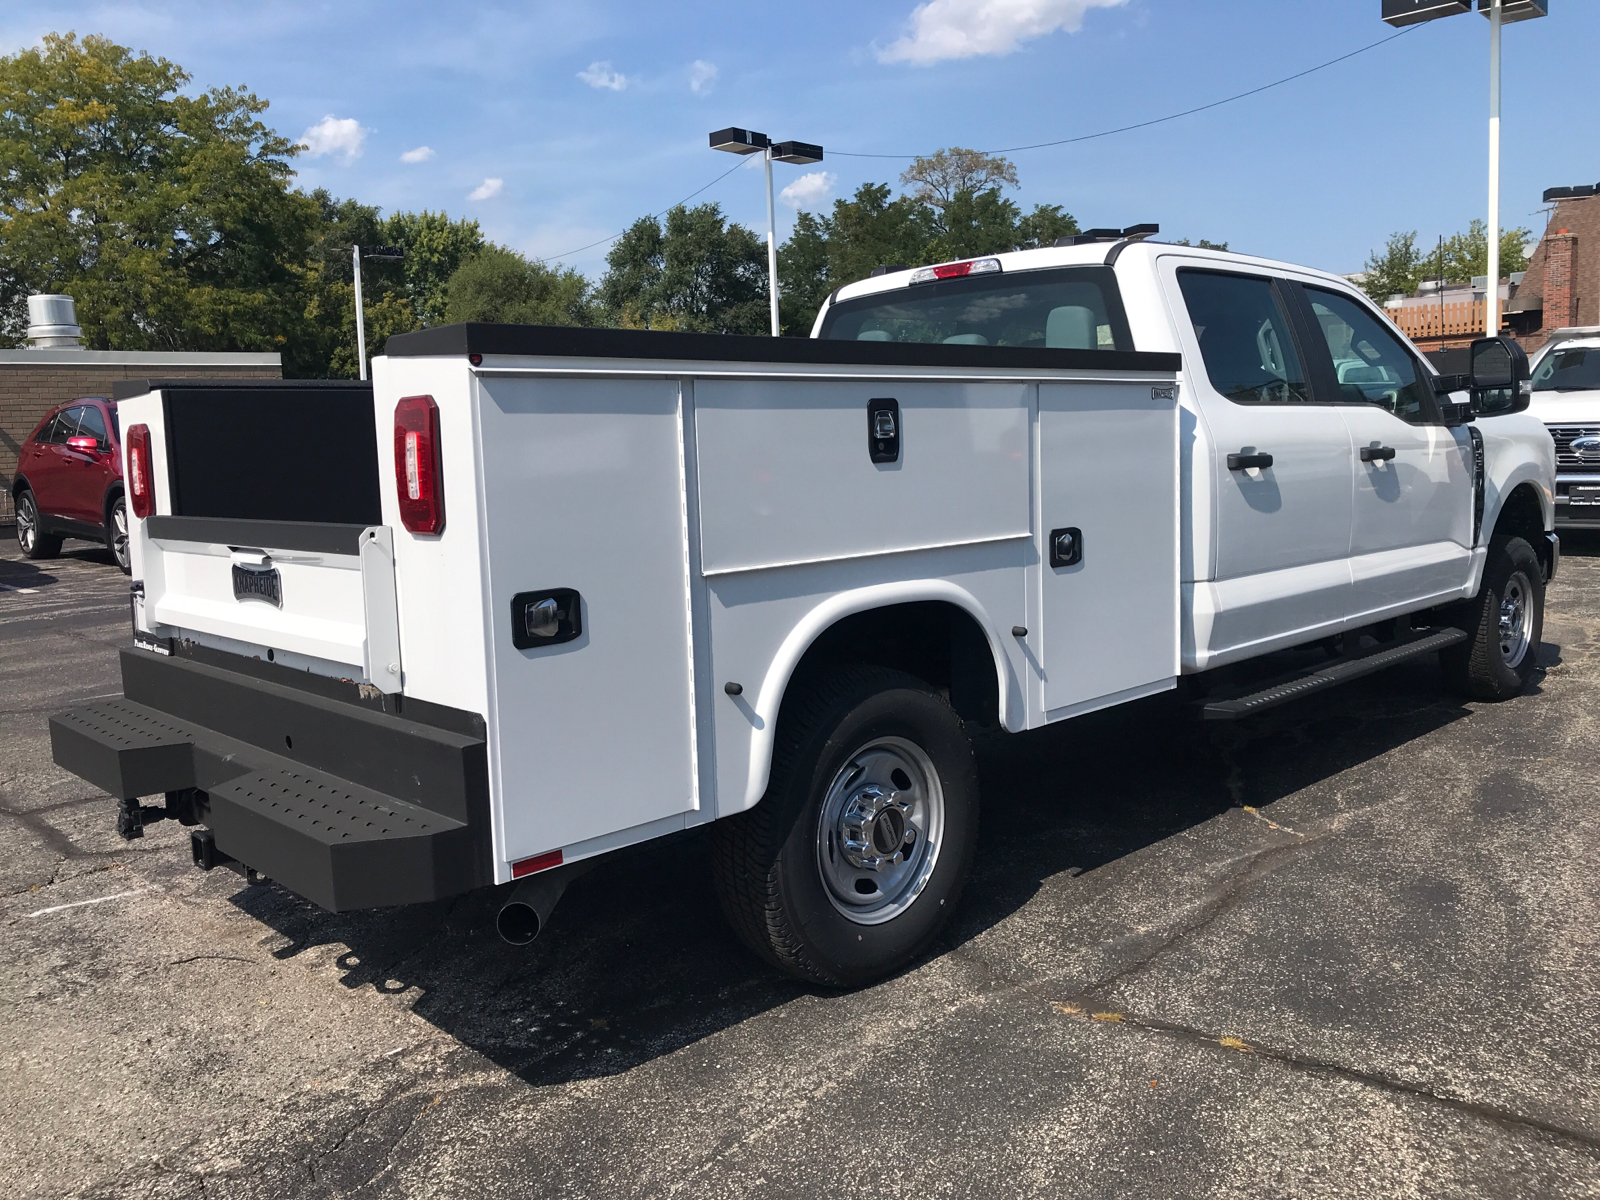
[1198,628,1468,721]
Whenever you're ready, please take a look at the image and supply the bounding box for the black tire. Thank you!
[14,491,61,560]
[712,666,979,988]
[106,492,130,574]
[1442,534,1544,701]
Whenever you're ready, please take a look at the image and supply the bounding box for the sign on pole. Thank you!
[1478,0,1547,24]
[1382,0,1471,25]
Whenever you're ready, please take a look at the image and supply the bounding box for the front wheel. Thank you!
[712,667,979,988]
[1442,534,1544,700]
[15,491,61,560]
[107,494,130,574]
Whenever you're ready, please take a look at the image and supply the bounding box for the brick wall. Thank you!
[0,359,282,523]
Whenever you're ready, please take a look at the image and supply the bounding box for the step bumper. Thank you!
[50,649,493,912]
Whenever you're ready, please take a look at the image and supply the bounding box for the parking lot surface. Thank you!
[3,532,1599,1199]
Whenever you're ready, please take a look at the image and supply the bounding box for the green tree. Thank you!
[1360,231,1424,303]
[777,210,831,336]
[900,147,1018,211]
[1441,218,1532,283]
[598,203,767,334]
[823,183,937,291]
[385,209,484,325]
[0,32,318,352]
[932,188,1021,260]
[444,244,593,326]
[1017,204,1080,249]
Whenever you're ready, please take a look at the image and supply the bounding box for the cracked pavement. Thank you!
[3,533,1600,1198]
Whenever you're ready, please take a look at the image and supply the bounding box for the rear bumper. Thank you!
[50,648,492,911]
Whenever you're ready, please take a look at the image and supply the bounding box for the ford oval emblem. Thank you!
[1573,435,1600,461]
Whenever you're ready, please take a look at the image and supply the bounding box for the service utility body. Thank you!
[50,236,1557,986]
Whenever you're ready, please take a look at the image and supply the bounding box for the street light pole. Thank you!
[352,244,368,382]
[763,147,779,337]
[1486,0,1503,335]
[710,129,824,336]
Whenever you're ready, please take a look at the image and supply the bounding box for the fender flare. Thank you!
[740,580,1020,810]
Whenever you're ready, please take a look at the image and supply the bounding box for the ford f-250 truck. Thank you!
[50,236,1557,987]
[1525,326,1600,528]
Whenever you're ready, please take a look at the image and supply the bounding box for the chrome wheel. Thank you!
[816,736,944,926]
[1499,569,1535,670]
[16,493,36,553]
[110,499,129,572]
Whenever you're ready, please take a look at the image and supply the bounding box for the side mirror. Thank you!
[66,435,101,453]
[1469,335,1532,416]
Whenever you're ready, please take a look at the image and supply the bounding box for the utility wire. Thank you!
[537,26,1416,263]
[534,159,746,265]
[833,27,1418,160]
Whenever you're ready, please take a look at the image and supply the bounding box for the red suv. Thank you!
[12,397,129,573]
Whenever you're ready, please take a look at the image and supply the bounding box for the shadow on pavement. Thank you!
[232,644,1490,1090]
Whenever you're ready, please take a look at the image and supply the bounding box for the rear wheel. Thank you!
[1442,534,1544,700]
[712,666,979,988]
[106,494,130,574]
[15,491,61,560]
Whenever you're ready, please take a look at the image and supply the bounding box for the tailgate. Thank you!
[118,381,402,692]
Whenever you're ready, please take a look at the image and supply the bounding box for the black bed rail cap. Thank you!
[383,322,1181,374]
[111,378,372,401]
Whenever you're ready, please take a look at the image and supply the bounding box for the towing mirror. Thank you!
[1469,336,1531,416]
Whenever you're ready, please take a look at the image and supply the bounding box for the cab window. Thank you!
[1305,287,1432,423]
[76,404,109,446]
[1177,270,1310,404]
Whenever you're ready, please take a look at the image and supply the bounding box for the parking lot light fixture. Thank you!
[710,128,825,336]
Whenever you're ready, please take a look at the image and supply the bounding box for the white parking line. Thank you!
[25,890,147,918]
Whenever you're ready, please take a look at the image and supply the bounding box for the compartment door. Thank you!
[1038,381,1179,714]
[478,377,698,859]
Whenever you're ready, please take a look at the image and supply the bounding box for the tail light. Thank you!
[394,395,444,534]
[909,257,1002,285]
[127,424,154,518]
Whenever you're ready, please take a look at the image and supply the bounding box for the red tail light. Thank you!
[127,424,155,518]
[394,395,444,534]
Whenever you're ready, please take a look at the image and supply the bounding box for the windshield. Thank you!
[818,266,1133,351]
[1532,345,1600,392]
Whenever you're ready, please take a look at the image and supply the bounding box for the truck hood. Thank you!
[1529,389,1600,425]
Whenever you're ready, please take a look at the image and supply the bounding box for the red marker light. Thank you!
[512,849,564,878]
[393,395,444,534]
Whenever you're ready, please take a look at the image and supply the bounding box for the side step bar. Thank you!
[1199,628,1468,721]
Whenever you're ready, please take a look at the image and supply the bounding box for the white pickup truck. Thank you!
[1526,327,1600,527]
[51,236,1557,987]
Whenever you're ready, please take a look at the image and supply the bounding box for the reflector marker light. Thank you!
[127,424,154,518]
[512,849,564,878]
[393,395,444,534]
[909,257,1002,285]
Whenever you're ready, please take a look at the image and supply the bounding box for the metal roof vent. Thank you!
[26,294,83,349]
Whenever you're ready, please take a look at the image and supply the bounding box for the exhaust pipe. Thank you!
[496,861,591,945]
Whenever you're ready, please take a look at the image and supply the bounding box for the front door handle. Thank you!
[1227,452,1273,470]
[1360,445,1397,463]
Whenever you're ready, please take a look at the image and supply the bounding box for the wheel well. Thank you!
[786,601,1000,728]
[1494,483,1550,576]
[103,482,124,524]
[11,477,30,500]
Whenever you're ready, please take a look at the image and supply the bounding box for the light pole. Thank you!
[1382,0,1548,336]
[710,128,824,336]
[351,245,405,380]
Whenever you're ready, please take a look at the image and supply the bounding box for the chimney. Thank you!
[1544,230,1577,331]
[25,294,83,349]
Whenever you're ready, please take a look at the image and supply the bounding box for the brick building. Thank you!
[1504,185,1600,344]
[0,295,281,524]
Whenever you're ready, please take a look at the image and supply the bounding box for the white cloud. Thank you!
[469,178,504,201]
[399,146,436,164]
[297,115,367,163]
[577,61,627,90]
[689,59,718,95]
[878,0,1127,65]
[780,171,837,211]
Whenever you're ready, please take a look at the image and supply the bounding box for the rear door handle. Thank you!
[1360,445,1397,463]
[1226,452,1273,470]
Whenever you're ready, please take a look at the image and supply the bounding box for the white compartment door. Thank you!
[477,377,698,859]
[1038,382,1179,714]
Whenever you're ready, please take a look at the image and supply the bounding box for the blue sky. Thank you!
[3,1,1594,280]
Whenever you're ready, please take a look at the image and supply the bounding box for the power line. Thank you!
[536,26,1417,264]
[830,27,1418,160]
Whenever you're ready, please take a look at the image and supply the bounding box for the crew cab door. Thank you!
[1294,285,1473,618]
[1170,266,1354,660]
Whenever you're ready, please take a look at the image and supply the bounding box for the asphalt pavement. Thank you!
[3,529,1599,1199]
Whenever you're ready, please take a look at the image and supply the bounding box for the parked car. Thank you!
[51,238,1555,987]
[12,396,128,572]
[1526,328,1600,527]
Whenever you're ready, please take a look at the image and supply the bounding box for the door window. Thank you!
[76,404,108,447]
[35,410,72,445]
[1305,288,1432,423]
[1177,271,1310,404]
[58,406,88,441]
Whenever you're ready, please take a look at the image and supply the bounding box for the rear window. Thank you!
[818,266,1133,351]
